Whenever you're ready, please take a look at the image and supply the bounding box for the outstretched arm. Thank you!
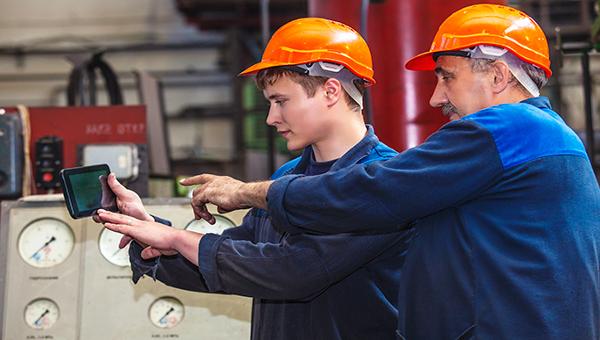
[102,208,261,292]
[197,229,412,300]
[269,121,503,234]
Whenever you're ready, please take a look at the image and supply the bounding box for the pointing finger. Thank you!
[179,174,214,186]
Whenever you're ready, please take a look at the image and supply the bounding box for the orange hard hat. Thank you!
[405,4,552,77]
[239,17,376,85]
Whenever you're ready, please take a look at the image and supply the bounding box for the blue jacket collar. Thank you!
[521,96,552,110]
[291,125,379,174]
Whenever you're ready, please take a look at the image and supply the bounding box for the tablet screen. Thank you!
[71,170,112,212]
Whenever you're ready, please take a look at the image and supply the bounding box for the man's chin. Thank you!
[286,142,303,153]
[449,113,461,121]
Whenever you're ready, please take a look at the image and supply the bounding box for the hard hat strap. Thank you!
[463,45,540,97]
[501,54,540,97]
[294,62,365,110]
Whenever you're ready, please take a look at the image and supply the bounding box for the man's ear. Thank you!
[491,61,512,94]
[323,78,343,106]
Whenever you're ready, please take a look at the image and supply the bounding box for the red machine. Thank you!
[5,105,147,196]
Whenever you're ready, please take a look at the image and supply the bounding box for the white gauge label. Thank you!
[185,215,236,235]
[24,298,59,330]
[18,218,75,268]
[149,297,184,329]
[99,227,131,267]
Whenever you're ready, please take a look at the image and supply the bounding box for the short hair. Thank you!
[469,58,548,94]
[255,67,364,111]
[521,63,548,90]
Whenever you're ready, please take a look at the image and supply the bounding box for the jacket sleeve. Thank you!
[128,211,259,291]
[197,228,413,300]
[267,120,504,234]
[129,241,212,291]
[220,211,257,240]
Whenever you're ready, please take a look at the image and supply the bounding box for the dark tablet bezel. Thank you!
[59,164,117,219]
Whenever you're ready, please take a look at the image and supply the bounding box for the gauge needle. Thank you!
[112,247,124,257]
[159,307,175,323]
[30,236,56,259]
[34,309,50,325]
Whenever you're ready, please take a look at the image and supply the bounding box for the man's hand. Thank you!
[93,173,154,248]
[108,173,153,221]
[98,209,178,259]
[99,209,204,265]
[93,173,153,223]
[180,174,272,223]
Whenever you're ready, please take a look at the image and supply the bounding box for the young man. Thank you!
[99,18,412,339]
[183,4,600,339]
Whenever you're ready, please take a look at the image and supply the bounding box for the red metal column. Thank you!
[309,0,505,151]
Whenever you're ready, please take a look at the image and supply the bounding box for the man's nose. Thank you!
[429,81,447,108]
[265,106,279,126]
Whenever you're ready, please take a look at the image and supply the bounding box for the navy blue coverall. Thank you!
[267,97,600,339]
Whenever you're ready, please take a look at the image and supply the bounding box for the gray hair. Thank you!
[468,58,548,93]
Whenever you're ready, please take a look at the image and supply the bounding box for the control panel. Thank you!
[0,197,251,340]
[34,136,63,191]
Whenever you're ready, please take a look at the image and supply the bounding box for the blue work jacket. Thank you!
[129,126,414,339]
[267,97,600,339]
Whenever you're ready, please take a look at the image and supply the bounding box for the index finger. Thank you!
[98,209,137,225]
[179,174,214,186]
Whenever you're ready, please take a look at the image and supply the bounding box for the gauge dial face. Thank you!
[185,215,235,235]
[18,218,75,268]
[24,298,59,330]
[99,227,130,267]
[149,297,184,329]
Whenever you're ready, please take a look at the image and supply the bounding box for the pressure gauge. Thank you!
[18,218,75,268]
[148,297,184,329]
[185,215,236,235]
[24,298,59,330]
[99,227,130,267]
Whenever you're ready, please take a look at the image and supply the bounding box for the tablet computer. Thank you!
[59,164,118,219]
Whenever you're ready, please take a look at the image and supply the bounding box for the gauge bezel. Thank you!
[98,227,131,267]
[148,296,185,329]
[17,217,75,268]
[184,215,236,235]
[23,297,60,330]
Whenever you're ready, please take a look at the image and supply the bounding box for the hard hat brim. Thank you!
[405,51,437,71]
[239,61,284,77]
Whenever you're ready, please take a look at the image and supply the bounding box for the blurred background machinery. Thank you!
[0,0,597,186]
